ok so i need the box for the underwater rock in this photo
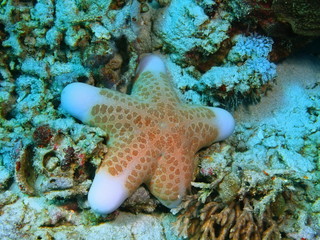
[121,186,158,213]
[247,0,320,37]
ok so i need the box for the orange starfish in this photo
[61,54,235,214]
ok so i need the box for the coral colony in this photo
[61,54,235,214]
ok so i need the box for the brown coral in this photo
[174,194,281,240]
[33,125,53,147]
[61,146,78,171]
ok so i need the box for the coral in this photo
[0,0,160,218]
[0,201,169,240]
[33,124,53,147]
[99,53,124,89]
[190,54,320,239]
[155,0,171,7]
[15,145,37,195]
[227,34,273,62]
[82,41,113,68]
[174,193,281,240]
[61,146,79,171]
[60,54,235,214]
[0,69,15,120]
[65,26,89,49]
[223,0,320,61]
[0,190,18,208]
[224,0,252,20]
[154,0,230,62]
[170,34,276,108]
[12,122,107,201]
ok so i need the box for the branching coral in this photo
[174,193,281,240]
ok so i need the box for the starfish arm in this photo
[131,54,181,103]
[88,141,156,214]
[88,168,130,214]
[147,154,194,208]
[201,107,235,143]
[180,106,235,152]
[61,82,103,122]
[61,82,140,135]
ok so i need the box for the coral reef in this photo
[13,120,107,201]
[173,54,320,239]
[226,0,320,61]
[154,0,231,61]
[154,0,277,108]
[0,200,170,240]
[172,34,276,108]
[121,186,158,214]
[0,0,319,238]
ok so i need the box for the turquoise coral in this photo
[171,34,276,106]
[61,54,235,214]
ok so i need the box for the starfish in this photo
[61,54,235,214]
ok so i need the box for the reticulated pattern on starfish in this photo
[61,54,235,214]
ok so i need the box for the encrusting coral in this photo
[60,54,235,214]
[171,33,276,108]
